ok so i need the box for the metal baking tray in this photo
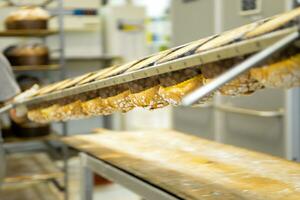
[17,26,298,106]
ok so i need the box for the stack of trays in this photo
[23,7,300,123]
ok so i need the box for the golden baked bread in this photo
[34,79,71,96]
[54,72,95,91]
[5,7,50,22]
[196,22,259,53]
[158,75,206,105]
[77,66,117,85]
[27,109,46,123]
[204,75,263,96]
[201,57,264,96]
[37,104,60,123]
[245,7,300,38]
[54,100,87,121]
[129,85,168,109]
[5,44,49,56]
[126,49,174,72]
[99,60,142,78]
[81,97,115,116]
[251,53,300,88]
[24,8,300,122]
[157,37,212,64]
[106,90,134,112]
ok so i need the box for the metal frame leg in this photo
[62,140,69,200]
[79,152,179,200]
[285,88,300,161]
[80,153,94,200]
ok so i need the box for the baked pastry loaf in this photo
[27,104,59,123]
[196,22,259,53]
[129,85,168,109]
[54,99,87,121]
[127,77,167,109]
[27,109,46,123]
[81,85,133,116]
[204,75,263,96]
[251,53,300,88]
[4,44,49,66]
[81,98,113,116]
[201,57,263,96]
[158,75,209,105]
[24,7,300,123]
[106,90,134,112]
[157,37,212,64]
[245,7,300,38]
[5,7,50,30]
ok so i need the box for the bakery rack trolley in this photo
[6,22,299,199]
[0,0,68,200]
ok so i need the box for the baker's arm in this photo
[0,53,20,102]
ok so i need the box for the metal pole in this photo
[80,153,94,200]
[0,104,13,115]
[285,88,300,161]
[182,31,299,106]
[57,0,69,199]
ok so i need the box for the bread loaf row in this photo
[25,8,300,123]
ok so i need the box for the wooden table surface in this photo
[63,130,300,200]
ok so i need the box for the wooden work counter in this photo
[63,130,300,200]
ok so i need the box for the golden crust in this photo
[245,7,300,38]
[251,53,300,88]
[27,109,47,123]
[81,98,114,116]
[129,86,168,109]
[158,75,206,105]
[5,7,50,22]
[28,104,61,123]
[106,90,134,112]
[54,100,87,121]
[157,37,212,64]
[201,57,263,96]
[127,49,174,72]
[196,22,258,53]
[205,74,263,96]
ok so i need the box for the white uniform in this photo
[0,53,20,184]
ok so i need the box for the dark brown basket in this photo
[6,54,49,66]
[11,121,50,138]
[6,19,48,30]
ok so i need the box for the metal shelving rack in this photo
[0,0,68,199]
[16,26,298,105]
[77,28,300,200]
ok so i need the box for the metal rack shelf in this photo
[4,152,63,184]
[0,0,68,199]
[3,132,60,144]
[0,30,59,37]
[18,26,298,106]
[0,181,63,200]
[13,64,61,72]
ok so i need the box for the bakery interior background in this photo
[1,0,300,200]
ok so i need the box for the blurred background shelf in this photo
[4,152,63,184]
[0,30,58,37]
[0,181,63,200]
[12,64,61,72]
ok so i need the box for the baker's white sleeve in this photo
[0,53,20,102]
